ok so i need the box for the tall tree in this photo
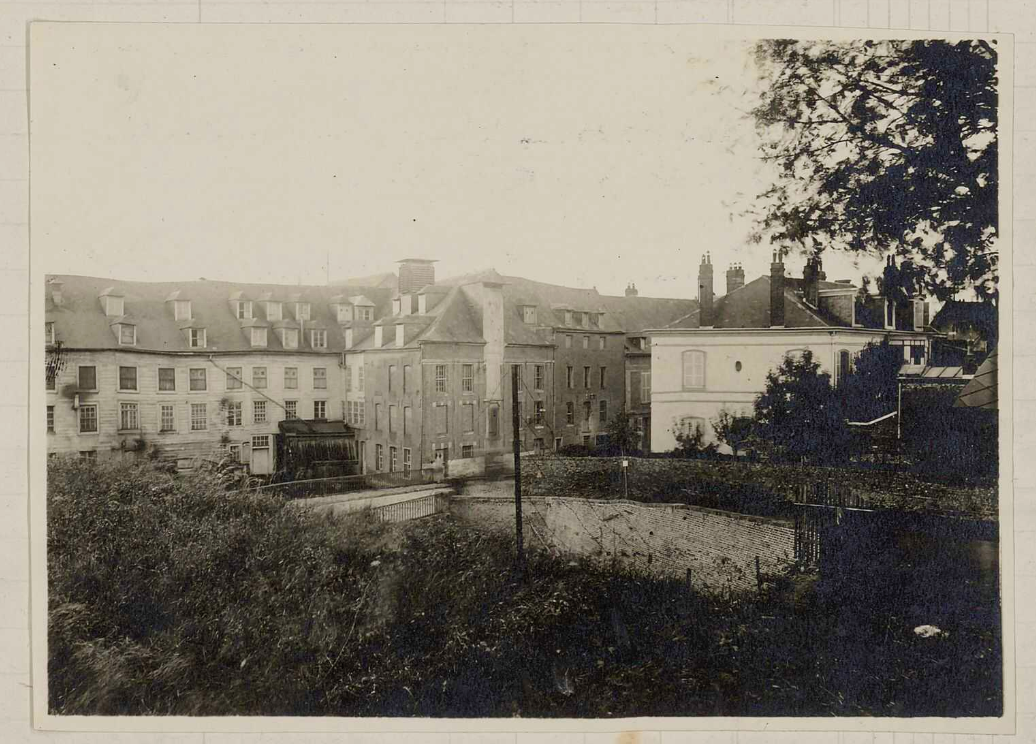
[750,39,999,301]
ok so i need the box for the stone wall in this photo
[450,489,796,595]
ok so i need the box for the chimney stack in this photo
[770,250,785,328]
[49,278,64,307]
[397,258,437,295]
[725,263,745,294]
[698,252,714,327]
[803,256,819,307]
[625,282,639,297]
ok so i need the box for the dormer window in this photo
[250,327,268,347]
[345,328,354,349]
[310,329,327,349]
[418,294,427,314]
[188,328,206,348]
[118,323,136,346]
[173,300,192,321]
[296,302,311,321]
[396,324,404,347]
[265,302,282,321]
[392,298,402,316]
[580,312,589,329]
[357,306,373,321]
[102,295,124,317]
[236,301,253,320]
[522,306,537,325]
[336,304,353,323]
[280,328,299,349]
[565,310,573,327]
[589,313,600,328]
[45,322,55,346]
[374,326,383,347]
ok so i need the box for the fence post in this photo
[755,555,762,594]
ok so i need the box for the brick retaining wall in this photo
[449,491,796,595]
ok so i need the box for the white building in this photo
[647,253,934,453]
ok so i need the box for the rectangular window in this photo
[523,306,537,324]
[118,366,137,391]
[225,367,242,390]
[78,405,98,433]
[119,324,136,346]
[236,301,252,320]
[189,368,207,391]
[158,367,176,391]
[228,444,241,462]
[583,335,589,349]
[313,367,327,390]
[641,372,651,400]
[375,444,384,472]
[190,403,207,431]
[358,365,365,393]
[252,367,267,389]
[533,438,545,453]
[250,327,267,347]
[266,302,282,321]
[119,402,138,430]
[160,404,175,432]
[284,400,297,419]
[599,366,607,389]
[488,405,500,438]
[566,402,574,425]
[403,406,412,437]
[374,403,382,430]
[599,336,606,350]
[462,364,474,393]
[435,364,448,393]
[403,448,412,477]
[189,328,206,348]
[388,365,395,393]
[310,329,327,349]
[462,444,475,458]
[403,365,411,394]
[682,351,706,390]
[284,367,297,390]
[226,401,242,427]
[389,404,396,433]
[599,399,608,425]
[252,434,270,449]
[566,366,574,389]
[535,400,545,425]
[583,401,592,423]
[314,400,327,419]
[583,366,591,388]
[253,400,266,424]
[345,366,352,392]
[590,313,600,328]
[463,403,475,433]
[45,322,55,346]
[565,335,572,349]
[78,366,97,391]
[46,405,54,432]
[46,368,56,391]
[534,365,544,390]
[80,450,97,462]
[296,302,311,321]
[390,446,398,473]
[512,364,522,391]
[435,404,449,434]
[281,328,298,349]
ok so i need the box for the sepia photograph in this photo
[28,22,1011,730]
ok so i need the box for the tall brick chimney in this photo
[770,250,785,328]
[48,278,64,307]
[725,263,745,295]
[698,253,714,327]
[397,258,437,295]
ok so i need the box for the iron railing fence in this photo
[254,467,439,500]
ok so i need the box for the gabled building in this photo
[44,274,391,471]
[646,253,935,453]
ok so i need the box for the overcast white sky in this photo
[31,23,882,299]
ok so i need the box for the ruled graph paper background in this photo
[2,1,1033,742]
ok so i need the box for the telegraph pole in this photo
[511,364,525,574]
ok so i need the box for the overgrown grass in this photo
[48,457,1001,717]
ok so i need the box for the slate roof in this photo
[662,276,835,330]
[45,275,393,353]
[931,300,998,335]
[599,293,698,335]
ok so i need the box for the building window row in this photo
[563,334,609,350]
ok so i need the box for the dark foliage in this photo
[840,337,904,423]
[750,39,999,301]
[901,385,998,483]
[47,455,1000,717]
[711,408,756,459]
[752,350,851,464]
[673,422,720,460]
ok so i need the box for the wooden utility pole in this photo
[511,364,525,573]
